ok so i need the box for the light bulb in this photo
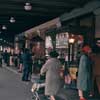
[2,25,7,30]
[10,17,15,23]
[24,2,32,11]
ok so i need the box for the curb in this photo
[3,65,40,83]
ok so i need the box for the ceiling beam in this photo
[0,0,80,7]
[0,1,73,10]
[0,5,69,14]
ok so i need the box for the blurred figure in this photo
[77,45,93,100]
[40,50,67,100]
[92,44,100,96]
[18,50,23,73]
[0,51,3,67]
[22,48,32,81]
[9,52,14,66]
[14,53,19,68]
[3,50,10,66]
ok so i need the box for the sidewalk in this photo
[3,65,100,100]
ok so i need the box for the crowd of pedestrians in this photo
[0,44,100,100]
[40,44,100,100]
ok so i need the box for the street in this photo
[0,67,33,100]
[0,66,100,100]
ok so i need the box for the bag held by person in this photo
[59,68,64,79]
[65,74,71,84]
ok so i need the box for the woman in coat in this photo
[40,51,65,100]
[77,45,93,100]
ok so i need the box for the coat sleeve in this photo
[40,60,49,75]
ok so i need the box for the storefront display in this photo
[45,36,53,56]
[96,38,100,47]
[56,32,68,59]
[56,32,68,48]
[56,33,84,81]
[45,31,84,83]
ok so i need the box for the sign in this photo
[96,38,100,47]
[56,32,68,48]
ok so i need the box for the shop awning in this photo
[45,25,92,36]
[30,35,44,42]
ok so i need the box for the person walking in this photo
[77,45,93,100]
[21,48,32,81]
[40,50,67,100]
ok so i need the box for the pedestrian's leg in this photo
[50,95,55,100]
[18,64,22,73]
[0,59,2,67]
[22,68,27,81]
[20,64,23,72]
[78,90,86,100]
[25,68,30,81]
[22,71,25,81]
[0,62,2,67]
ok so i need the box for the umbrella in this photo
[31,35,44,42]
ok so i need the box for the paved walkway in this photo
[0,66,33,100]
[2,65,100,100]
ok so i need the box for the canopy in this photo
[31,35,44,42]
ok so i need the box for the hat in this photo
[82,45,91,53]
[49,50,59,58]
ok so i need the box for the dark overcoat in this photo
[22,52,32,80]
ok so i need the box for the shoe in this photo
[23,80,30,81]
[25,80,30,82]
[88,95,94,99]
[18,70,22,73]
[80,98,87,100]
[89,94,93,97]
[22,79,30,81]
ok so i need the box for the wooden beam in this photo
[0,0,79,7]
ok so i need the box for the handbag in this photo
[59,68,64,79]
[65,74,71,84]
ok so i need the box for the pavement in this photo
[2,64,100,100]
[0,65,33,100]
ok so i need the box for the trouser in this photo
[0,58,2,67]
[22,67,30,81]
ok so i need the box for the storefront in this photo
[14,18,61,73]
[59,0,100,92]
[45,10,96,89]
[45,28,85,84]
